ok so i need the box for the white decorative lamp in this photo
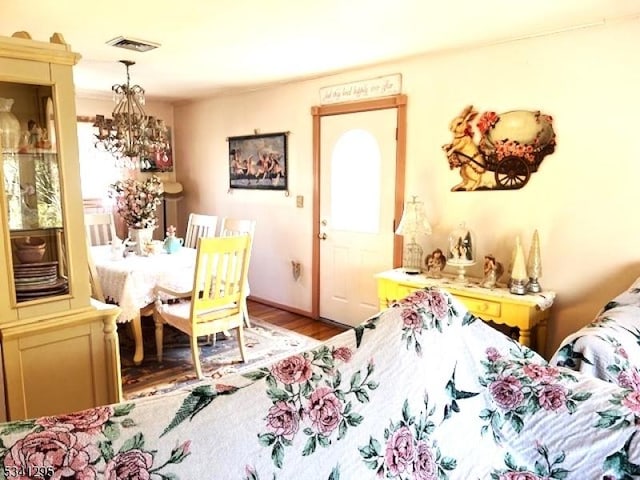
[395,196,432,274]
[446,222,476,282]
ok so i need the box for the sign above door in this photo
[319,73,402,105]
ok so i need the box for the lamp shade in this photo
[395,196,432,236]
[162,181,184,200]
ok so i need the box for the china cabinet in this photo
[0,32,122,421]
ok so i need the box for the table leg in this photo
[131,314,144,365]
[536,318,548,358]
[518,328,532,348]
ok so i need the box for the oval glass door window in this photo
[330,129,381,233]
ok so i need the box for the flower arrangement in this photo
[108,176,164,228]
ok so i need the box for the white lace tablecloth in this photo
[90,245,197,323]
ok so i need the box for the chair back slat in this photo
[84,213,117,246]
[190,235,251,324]
[184,213,218,248]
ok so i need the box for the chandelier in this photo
[94,60,168,168]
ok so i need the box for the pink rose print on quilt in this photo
[0,404,192,479]
[479,347,592,443]
[359,396,456,479]
[491,443,570,480]
[243,344,377,469]
[391,288,460,356]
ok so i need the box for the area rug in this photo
[120,318,320,400]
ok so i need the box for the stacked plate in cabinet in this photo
[13,261,68,302]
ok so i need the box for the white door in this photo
[319,109,397,326]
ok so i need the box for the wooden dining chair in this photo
[153,235,252,378]
[184,213,218,249]
[219,217,256,327]
[84,212,117,246]
[86,238,105,302]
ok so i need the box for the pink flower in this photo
[37,406,113,434]
[4,428,98,480]
[523,364,559,381]
[168,440,191,463]
[618,370,640,391]
[413,441,437,480]
[306,387,343,435]
[426,290,448,320]
[384,426,415,475]
[406,290,430,304]
[489,376,524,410]
[401,308,422,331]
[108,176,164,229]
[537,384,567,411]
[486,347,501,362]
[266,401,300,439]
[622,391,640,412]
[332,347,352,363]
[104,449,153,480]
[498,472,543,480]
[477,111,499,134]
[271,354,312,385]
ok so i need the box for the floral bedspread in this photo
[550,277,640,390]
[1,288,639,479]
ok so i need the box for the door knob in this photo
[318,233,327,240]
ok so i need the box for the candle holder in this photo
[509,278,528,295]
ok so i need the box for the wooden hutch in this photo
[0,32,121,421]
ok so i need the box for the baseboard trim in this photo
[248,295,314,318]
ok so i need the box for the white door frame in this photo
[311,94,408,319]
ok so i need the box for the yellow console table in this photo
[375,269,556,355]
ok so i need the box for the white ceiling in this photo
[3,0,639,103]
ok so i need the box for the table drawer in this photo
[457,296,502,318]
[396,284,420,300]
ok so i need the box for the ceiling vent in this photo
[106,36,160,53]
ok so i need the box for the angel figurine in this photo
[425,248,447,278]
[481,254,504,289]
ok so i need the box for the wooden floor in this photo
[247,299,347,341]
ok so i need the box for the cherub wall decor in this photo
[442,105,556,191]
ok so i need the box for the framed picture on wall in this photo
[228,131,288,191]
[140,127,173,173]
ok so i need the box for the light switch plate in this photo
[296,195,304,208]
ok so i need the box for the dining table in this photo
[89,244,197,365]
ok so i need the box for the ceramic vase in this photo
[128,227,155,256]
[0,97,20,153]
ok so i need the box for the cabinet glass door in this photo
[1,81,68,303]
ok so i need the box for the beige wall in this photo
[79,17,639,359]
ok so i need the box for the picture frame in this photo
[140,127,173,173]
[228,131,288,190]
